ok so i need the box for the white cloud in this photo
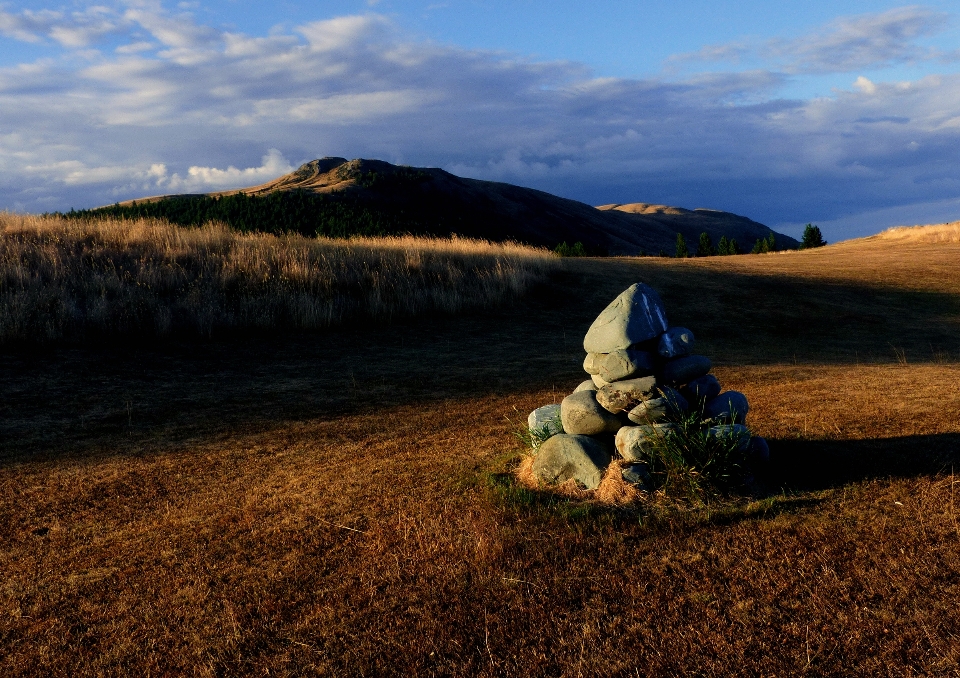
[671,6,949,74]
[165,150,294,191]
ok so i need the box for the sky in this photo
[2,1,960,239]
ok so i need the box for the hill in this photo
[91,157,797,254]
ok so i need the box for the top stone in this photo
[583,283,669,354]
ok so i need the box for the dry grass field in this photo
[2,225,960,676]
[0,213,556,344]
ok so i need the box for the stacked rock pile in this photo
[526,283,768,492]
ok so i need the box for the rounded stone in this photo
[596,376,658,413]
[706,424,752,452]
[583,283,670,354]
[591,373,611,388]
[703,391,749,424]
[532,434,612,490]
[748,436,770,465]
[681,374,722,403]
[658,355,712,385]
[598,349,656,383]
[527,403,563,447]
[658,327,695,358]
[574,379,598,393]
[560,390,624,435]
[615,424,676,461]
[583,353,604,375]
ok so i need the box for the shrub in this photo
[554,241,587,257]
[632,407,753,501]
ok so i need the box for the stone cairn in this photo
[526,282,769,493]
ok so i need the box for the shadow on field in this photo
[2,256,959,458]
[766,433,960,491]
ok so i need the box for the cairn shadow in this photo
[762,433,960,492]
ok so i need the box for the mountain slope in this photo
[113,157,798,253]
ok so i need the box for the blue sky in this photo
[2,1,960,239]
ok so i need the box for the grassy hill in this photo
[69,157,799,255]
[2,226,959,675]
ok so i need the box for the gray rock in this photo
[560,390,624,436]
[658,327,695,358]
[591,373,611,388]
[706,424,752,452]
[598,349,656,383]
[583,352,604,375]
[583,283,669,354]
[748,436,770,465]
[703,391,749,424]
[574,379,598,393]
[626,387,687,424]
[681,374,721,403]
[621,462,653,489]
[527,404,563,449]
[658,355,712,385]
[532,434,612,490]
[596,376,658,413]
[615,424,676,461]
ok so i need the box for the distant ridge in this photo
[110,157,798,254]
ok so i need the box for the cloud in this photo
[0,4,959,240]
[670,6,949,74]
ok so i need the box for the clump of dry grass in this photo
[0,212,557,344]
[513,454,644,506]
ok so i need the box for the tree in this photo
[696,232,715,257]
[800,223,827,249]
[751,237,769,254]
[717,235,730,256]
[675,233,689,258]
[766,232,776,252]
[728,238,741,254]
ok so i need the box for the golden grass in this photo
[4,235,960,675]
[867,221,960,244]
[0,212,557,343]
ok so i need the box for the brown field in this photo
[0,213,555,344]
[2,227,960,676]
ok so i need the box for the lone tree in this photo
[800,223,827,249]
[675,233,689,258]
[696,232,715,257]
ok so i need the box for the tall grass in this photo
[0,213,558,344]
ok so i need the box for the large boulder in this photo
[598,349,656,382]
[704,391,749,424]
[658,355,712,385]
[615,424,676,461]
[596,376,658,413]
[658,327,695,358]
[532,434,611,490]
[583,283,669,354]
[681,374,721,403]
[560,391,623,435]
